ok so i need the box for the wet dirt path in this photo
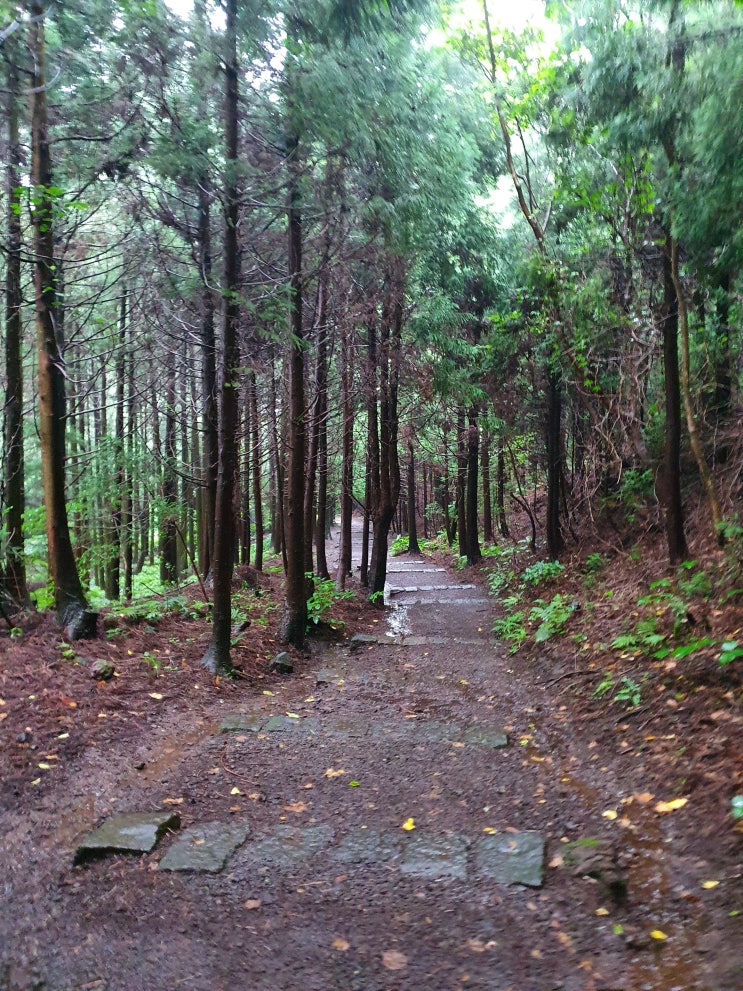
[1,526,738,991]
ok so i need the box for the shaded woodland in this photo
[1,0,741,673]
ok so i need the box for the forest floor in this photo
[0,516,741,991]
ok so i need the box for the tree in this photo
[29,0,95,637]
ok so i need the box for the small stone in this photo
[90,658,115,681]
[268,652,293,674]
[219,712,265,733]
[74,811,180,864]
[349,633,378,652]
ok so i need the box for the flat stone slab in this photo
[473,831,545,887]
[315,667,345,684]
[219,712,265,733]
[74,811,180,864]
[244,825,335,869]
[264,715,320,734]
[332,828,401,865]
[159,821,250,873]
[461,726,508,748]
[323,717,368,738]
[400,832,469,880]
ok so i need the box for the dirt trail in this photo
[0,526,740,990]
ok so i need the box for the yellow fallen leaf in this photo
[324,768,345,778]
[31,777,41,786]
[244,899,261,910]
[230,786,241,795]
[650,930,668,941]
[37,762,52,770]
[382,950,408,971]
[304,696,316,703]
[148,692,163,700]
[402,817,416,831]
[482,827,498,834]
[57,732,69,739]
[595,908,609,916]
[332,937,350,952]
[262,690,274,696]
[654,797,688,814]
[701,880,720,889]
[193,838,205,846]
[549,855,564,868]
[286,712,300,719]
[162,797,183,805]
[602,809,618,820]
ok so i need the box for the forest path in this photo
[1,523,737,991]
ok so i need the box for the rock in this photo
[159,821,250,873]
[219,712,265,733]
[349,633,378,652]
[74,811,180,864]
[268,652,293,674]
[90,658,115,681]
[473,831,545,887]
[400,832,469,880]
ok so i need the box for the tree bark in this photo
[3,39,29,605]
[249,371,264,571]
[466,417,481,565]
[546,368,563,561]
[202,0,240,674]
[661,238,688,564]
[30,1,95,638]
[406,442,421,554]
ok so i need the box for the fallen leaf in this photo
[595,908,609,916]
[284,800,308,814]
[549,855,564,868]
[193,838,205,846]
[654,797,688,814]
[348,780,361,788]
[465,937,497,952]
[332,937,350,952]
[244,899,261,910]
[304,696,316,703]
[286,712,300,719]
[482,827,498,834]
[324,768,345,778]
[602,809,618,820]
[30,777,41,786]
[402,817,416,831]
[148,692,163,700]
[382,950,408,971]
[230,787,241,795]
[37,762,52,770]
[262,690,274,696]
[530,948,543,959]
[58,696,77,708]
[650,930,668,941]
[163,797,184,806]
[701,880,720,889]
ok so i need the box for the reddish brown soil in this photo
[0,524,741,991]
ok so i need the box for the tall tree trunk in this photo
[545,368,563,561]
[248,371,264,571]
[496,441,509,538]
[3,40,29,604]
[661,239,688,564]
[466,416,481,565]
[202,0,240,674]
[279,32,307,645]
[198,174,218,579]
[670,240,724,543]
[406,442,421,554]
[160,369,178,583]
[337,316,354,588]
[30,1,94,637]
[106,289,127,600]
[456,407,467,558]
[368,255,403,600]
[481,427,493,545]
[123,321,134,600]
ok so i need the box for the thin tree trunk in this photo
[160,369,178,583]
[546,368,563,560]
[661,240,688,563]
[481,428,493,545]
[249,371,264,571]
[456,407,467,558]
[337,317,354,588]
[407,443,421,554]
[3,41,29,604]
[496,441,508,537]
[670,239,724,543]
[466,416,481,565]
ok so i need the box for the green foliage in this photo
[522,559,565,586]
[529,594,576,643]
[593,674,644,708]
[583,552,605,574]
[614,469,654,522]
[391,535,409,556]
[306,575,354,628]
[719,641,743,667]
[492,611,527,653]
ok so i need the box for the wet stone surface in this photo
[263,715,320,734]
[473,831,545,887]
[74,811,181,863]
[239,825,335,869]
[219,712,265,733]
[400,832,470,880]
[331,828,401,866]
[461,725,509,748]
[159,820,251,873]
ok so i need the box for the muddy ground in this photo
[0,521,741,991]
